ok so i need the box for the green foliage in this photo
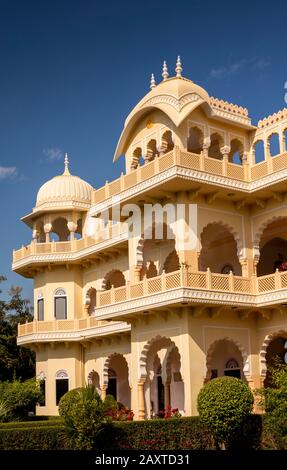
[59,385,112,450]
[0,378,43,421]
[0,279,35,381]
[257,359,287,449]
[0,425,70,450]
[0,414,266,450]
[197,376,254,448]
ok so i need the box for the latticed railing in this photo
[92,147,287,204]
[18,267,287,337]
[13,222,128,263]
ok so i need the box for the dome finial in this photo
[63,153,70,175]
[162,61,169,81]
[175,55,182,78]
[150,73,156,90]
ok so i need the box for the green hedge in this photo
[0,419,63,429]
[0,414,278,450]
[0,425,70,450]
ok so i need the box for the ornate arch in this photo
[205,336,250,382]
[259,329,287,377]
[102,269,126,290]
[55,369,69,379]
[103,353,130,386]
[136,222,176,267]
[139,335,180,380]
[199,220,243,258]
[254,215,287,249]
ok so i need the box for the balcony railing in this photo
[18,267,287,338]
[13,223,128,264]
[92,148,287,204]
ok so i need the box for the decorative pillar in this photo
[280,133,286,154]
[133,265,142,283]
[202,137,211,158]
[67,221,78,241]
[137,379,145,420]
[220,145,231,162]
[32,229,39,243]
[44,223,52,243]
[164,380,171,409]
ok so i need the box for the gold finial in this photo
[63,153,70,175]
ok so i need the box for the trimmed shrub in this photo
[0,425,70,450]
[0,378,43,421]
[197,377,254,449]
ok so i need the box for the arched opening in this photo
[86,287,97,315]
[146,139,158,162]
[33,221,45,243]
[54,288,67,320]
[87,370,101,394]
[163,250,180,273]
[138,223,177,279]
[102,270,126,290]
[207,339,244,381]
[253,140,265,163]
[161,130,174,154]
[257,219,287,276]
[37,292,44,321]
[55,370,69,405]
[105,354,130,407]
[199,223,241,275]
[131,147,143,170]
[264,335,287,387]
[268,133,280,157]
[229,138,244,164]
[51,217,69,242]
[187,127,203,154]
[141,336,184,418]
[208,133,224,160]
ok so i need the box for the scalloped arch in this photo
[259,329,287,377]
[103,353,130,385]
[199,220,243,258]
[205,336,250,382]
[136,222,177,267]
[139,335,180,379]
[254,215,287,247]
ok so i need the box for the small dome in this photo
[35,155,93,209]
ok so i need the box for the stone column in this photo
[137,380,145,420]
[220,145,231,162]
[202,137,211,158]
[44,223,52,243]
[164,380,171,409]
[67,221,78,241]
[280,133,286,154]
[101,384,108,400]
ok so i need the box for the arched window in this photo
[187,127,203,154]
[224,358,241,378]
[268,133,280,157]
[253,140,265,163]
[54,288,67,320]
[51,217,69,241]
[161,130,174,154]
[208,133,224,160]
[86,287,97,315]
[102,270,126,290]
[229,138,244,165]
[131,147,143,170]
[38,371,46,406]
[37,292,44,321]
[55,370,69,405]
[146,139,158,162]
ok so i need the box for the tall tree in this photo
[0,278,35,381]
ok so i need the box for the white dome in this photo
[35,157,93,209]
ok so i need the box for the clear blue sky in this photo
[0,0,286,302]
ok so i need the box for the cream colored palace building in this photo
[13,58,287,418]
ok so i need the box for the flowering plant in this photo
[156,405,181,419]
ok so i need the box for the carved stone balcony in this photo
[17,318,130,345]
[94,267,287,320]
[12,223,128,275]
[90,148,287,213]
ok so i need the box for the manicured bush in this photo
[59,386,112,450]
[0,425,70,450]
[197,377,254,449]
[0,414,264,450]
[0,378,43,421]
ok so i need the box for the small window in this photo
[55,370,69,405]
[37,298,44,321]
[54,289,67,320]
